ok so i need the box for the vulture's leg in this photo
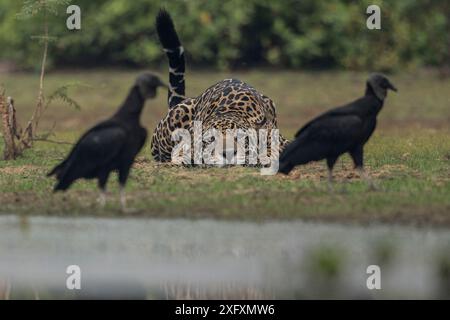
[119,185,127,211]
[326,157,338,192]
[97,172,110,207]
[350,147,377,191]
[118,166,131,212]
[97,192,106,207]
[358,167,378,191]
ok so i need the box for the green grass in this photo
[1,69,449,225]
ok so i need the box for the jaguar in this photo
[151,10,289,165]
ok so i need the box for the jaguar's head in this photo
[199,115,281,166]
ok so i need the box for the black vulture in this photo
[278,73,397,189]
[47,73,167,209]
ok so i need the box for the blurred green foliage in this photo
[0,0,448,70]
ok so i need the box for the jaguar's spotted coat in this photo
[151,10,288,164]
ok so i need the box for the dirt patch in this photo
[0,165,40,175]
[278,163,418,181]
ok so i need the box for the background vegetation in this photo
[0,1,448,302]
[0,0,449,71]
[0,70,449,224]
[0,1,449,223]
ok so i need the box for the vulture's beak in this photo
[158,80,169,89]
[388,82,398,92]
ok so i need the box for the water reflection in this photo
[0,215,448,299]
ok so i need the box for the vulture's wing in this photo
[281,114,363,163]
[49,123,127,180]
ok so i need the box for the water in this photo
[0,215,449,299]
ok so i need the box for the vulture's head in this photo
[367,73,397,100]
[135,72,168,99]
